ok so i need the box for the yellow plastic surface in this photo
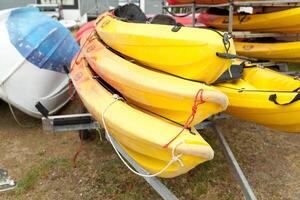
[235,41,300,63]
[215,67,300,132]
[95,13,235,84]
[81,31,228,126]
[70,57,214,178]
[201,8,300,33]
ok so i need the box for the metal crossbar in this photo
[42,114,257,200]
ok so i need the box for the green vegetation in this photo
[15,159,71,194]
[288,63,300,71]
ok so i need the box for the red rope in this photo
[163,89,205,148]
[68,80,74,101]
[72,133,83,168]
[70,27,98,168]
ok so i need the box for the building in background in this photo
[0,0,162,22]
[0,0,35,9]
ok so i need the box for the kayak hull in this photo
[96,13,235,84]
[70,56,214,178]
[199,8,300,33]
[0,7,79,118]
[235,41,300,63]
[215,67,300,132]
[81,31,228,126]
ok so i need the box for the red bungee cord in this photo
[163,89,205,148]
[71,28,96,168]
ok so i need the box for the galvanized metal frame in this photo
[41,114,258,200]
[162,0,300,31]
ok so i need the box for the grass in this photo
[2,126,242,200]
[15,158,71,195]
[288,63,300,71]
[159,128,242,199]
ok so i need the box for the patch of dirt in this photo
[0,99,299,199]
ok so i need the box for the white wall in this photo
[62,9,80,20]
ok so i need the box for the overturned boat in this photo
[0,7,79,118]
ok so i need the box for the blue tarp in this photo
[6,7,79,73]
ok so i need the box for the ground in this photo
[0,99,299,200]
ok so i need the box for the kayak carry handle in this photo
[216,52,258,62]
[269,93,300,106]
[171,23,183,32]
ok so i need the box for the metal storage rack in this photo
[159,0,300,199]
[163,0,300,70]
[162,0,300,34]
[162,0,300,68]
[42,113,257,200]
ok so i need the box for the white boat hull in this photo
[0,7,79,118]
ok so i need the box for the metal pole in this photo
[140,0,145,12]
[192,0,196,27]
[162,0,167,14]
[228,0,234,34]
[211,123,257,200]
[107,134,179,200]
[95,0,99,15]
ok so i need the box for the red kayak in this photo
[175,14,205,27]
[167,0,229,5]
[75,20,95,42]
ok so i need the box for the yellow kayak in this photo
[199,8,300,33]
[215,66,300,132]
[81,31,228,126]
[96,13,235,84]
[70,56,214,178]
[235,41,300,63]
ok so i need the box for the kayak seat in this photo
[214,63,244,84]
[149,14,176,25]
[114,3,147,23]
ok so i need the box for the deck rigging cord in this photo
[163,89,205,148]
[8,103,35,128]
[91,72,198,135]
[101,94,184,178]
[1,88,35,128]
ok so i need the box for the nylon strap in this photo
[269,93,300,106]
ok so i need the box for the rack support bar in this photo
[107,134,179,200]
[211,123,257,200]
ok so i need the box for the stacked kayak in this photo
[71,55,215,178]
[75,20,95,42]
[71,3,300,179]
[96,13,235,84]
[198,7,300,33]
[235,41,300,63]
[215,65,300,132]
[70,6,236,177]
[0,7,79,118]
[81,31,228,125]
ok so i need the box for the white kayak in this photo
[0,7,79,118]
